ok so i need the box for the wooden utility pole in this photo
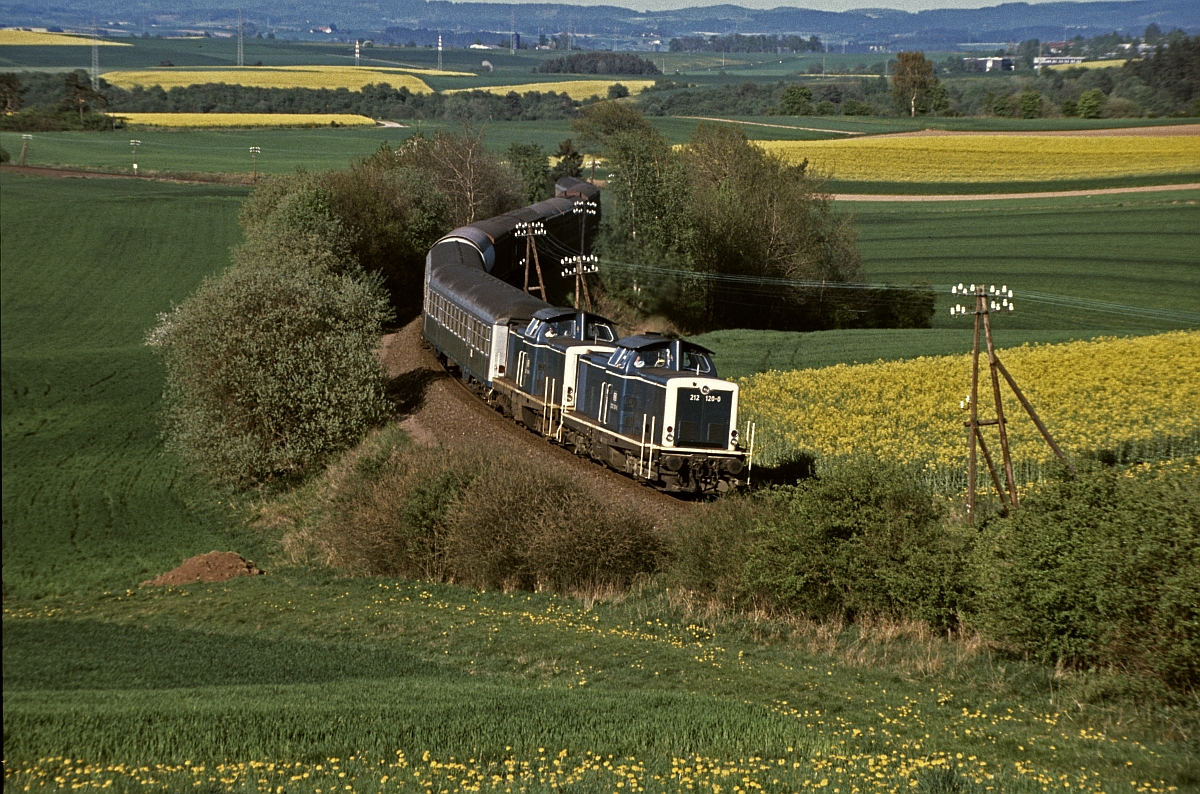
[561,255,598,310]
[951,283,1073,522]
[515,221,547,298]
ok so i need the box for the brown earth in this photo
[378,317,685,526]
[142,551,263,587]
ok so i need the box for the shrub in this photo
[0,145,9,163]
[150,180,393,488]
[668,457,971,628]
[239,165,450,321]
[972,461,1199,689]
[324,444,662,591]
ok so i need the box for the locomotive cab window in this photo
[587,322,615,343]
[681,351,712,374]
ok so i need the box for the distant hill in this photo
[2,0,1197,50]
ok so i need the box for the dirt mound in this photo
[142,551,263,587]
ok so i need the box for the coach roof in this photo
[427,263,551,325]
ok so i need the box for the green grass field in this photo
[0,172,262,597]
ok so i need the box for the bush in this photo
[239,164,450,322]
[0,145,9,163]
[972,462,1199,689]
[669,458,971,628]
[323,444,662,591]
[150,180,393,488]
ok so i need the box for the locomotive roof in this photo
[616,334,715,355]
[532,307,616,324]
[427,263,551,324]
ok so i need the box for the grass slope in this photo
[0,172,261,597]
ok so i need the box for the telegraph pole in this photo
[515,221,546,298]
[130,139,141,174]
[561,255,598,310]
[18,134,32,165]
[249,146,261,181]
[951,282,1073,522]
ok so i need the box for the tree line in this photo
[535,52,661,75]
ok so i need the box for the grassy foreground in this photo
[3,172,1196,793]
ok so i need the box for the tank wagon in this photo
[422,177,750,493]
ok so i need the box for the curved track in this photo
[379,318,687,527]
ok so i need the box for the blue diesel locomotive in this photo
[422,177,750,494]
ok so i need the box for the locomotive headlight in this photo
[665,425,674,443]
[731,429,739,440]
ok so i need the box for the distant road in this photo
[833,183,1200,202]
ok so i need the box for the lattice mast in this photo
[951,283,1073,521]
[237,9,244,67]
[91,19,99,90]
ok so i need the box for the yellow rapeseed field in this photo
[758,133,1200,181]
[446,79,656,100]
[0,29,130,46]
[114,112,378,128]
[102,65,434,93]
[738,332,1200,486]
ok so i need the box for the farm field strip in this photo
[101,65,436,92]
[0,29,130,46]
[738,332,1200,487]
[114,112,378,128]
[759,133,1200,182]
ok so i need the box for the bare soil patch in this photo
[142,551,263,587]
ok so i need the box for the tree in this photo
[149,185,393,488]
[1019,89,1043,118]
[1077,88,1106,118]
[61,71,106,123]
[891,51,938,116]
[570,100,656,152]
[388,128,521,226]
[681,123,864,330]
[778,84,812,115]
[549,138,583,182]
[0,73,26,114]
[506,141,552,204]
[607,82,630,99]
